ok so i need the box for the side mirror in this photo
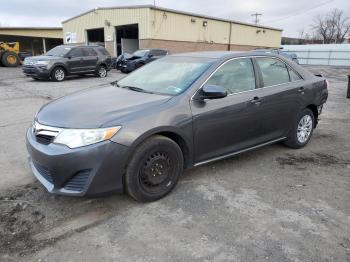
[197,85,227,100]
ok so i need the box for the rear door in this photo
[191,58,268,163]
[254,57,305,139]
[82,47,99,71]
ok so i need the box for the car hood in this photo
[36,84,172,128]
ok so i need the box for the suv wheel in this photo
[125,135,183,202]
[284,108,315,149]
[97,65,107,78]
[51,67,66,82]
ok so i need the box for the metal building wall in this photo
[62,8,150,44]
[282,44,350,66]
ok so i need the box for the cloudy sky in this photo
[0,0,349,37]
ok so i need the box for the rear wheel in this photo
[125,135,183,202]
[51,67,66,82]
[284,108,315,149]
[1,51,20,67]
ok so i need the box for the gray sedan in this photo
[26,51,328,202]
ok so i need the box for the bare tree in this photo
[311,8,350,44]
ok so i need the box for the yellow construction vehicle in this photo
[0,42,20,67]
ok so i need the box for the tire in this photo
[284,108,315,149]
[1,51,20,67]
[96,65,107,78]
[51,67,66,82]
[125,135,184,202]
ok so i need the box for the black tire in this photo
[284,108,315,149]
[125,135,184,202]
[51,67,66,82]
[96,65,107,78]
[1,51,20,67]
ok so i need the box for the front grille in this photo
[33,161,90,192]
[63,170,90,192]
[32,121,61,145]
[36,134,55,144]
[33,162,53,183]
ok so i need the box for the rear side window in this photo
[206,58,256,94]
[289,68,302,81]
[83,48,97,56]
[152,50,167,56]
[68,48,83,58]
[256,57,290,86]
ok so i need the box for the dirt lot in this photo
[0,66,349,262]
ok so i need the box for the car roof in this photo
[170,51,283,60]
[58,44,103,48]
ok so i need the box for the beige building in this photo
[62,5,282,56]
[0,27,63,55]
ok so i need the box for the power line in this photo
[264,0,335,23]
[251,13,262,25]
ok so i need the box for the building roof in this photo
[0,27,62,30]
[62,5,282,31]
[0,27,63,39]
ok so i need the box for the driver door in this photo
[190,58,266,163]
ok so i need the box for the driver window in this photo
[206,58,256,94]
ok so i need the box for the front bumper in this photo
[22,65,51,79]
[26,128,128,196]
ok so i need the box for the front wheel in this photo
[284,108,315,149]
[51,67,66,82]
[125,135,184,202]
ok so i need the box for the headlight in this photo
[35,60,50,66]
[54,126,121,148]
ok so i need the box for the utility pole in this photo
[251,13,262,25]
[153,0,156,7]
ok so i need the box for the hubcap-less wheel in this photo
[297,115,313,143]
[125,135,183,202]
[139,151,174,194]
[98,67,107,77]
[54,68,65,81]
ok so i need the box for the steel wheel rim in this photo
[297,115,313,143]
[7,55,16,64]
[139,151,174,194]
[55,69,65,81]
[99,67,107,77]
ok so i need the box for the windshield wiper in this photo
[120,85,154,94]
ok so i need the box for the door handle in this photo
[298,87,305,94]
[250,96,262,105]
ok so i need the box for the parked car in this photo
[117,48,168,73]
[26,51,328,202]
[23,45,112,81]
[253,48,299,64]
[113,52,132,69]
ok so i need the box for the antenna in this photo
[251,13,262,25]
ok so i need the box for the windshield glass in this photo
[115,56,214,95]
[132,50,149,57]
[46,46,72,57]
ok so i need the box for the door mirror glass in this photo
[199,85,227,100]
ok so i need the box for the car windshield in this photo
[46,46,72,57]
[132,50,149,57]
[115,56,214,95]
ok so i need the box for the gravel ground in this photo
[0,65,349,262]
